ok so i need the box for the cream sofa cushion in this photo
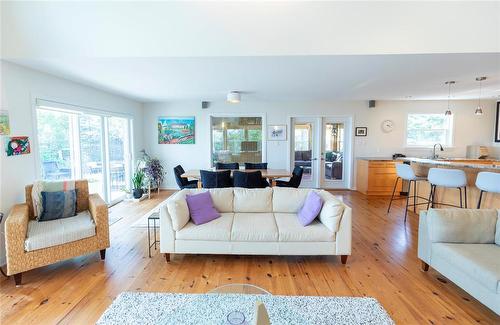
[496,212,500,246]
[176,213,234,241]
[24,211,96,251]
[314,191,345,232]
[274,213,334,242]
[272,188,310,213]
[427,209,497,244]
[208,188,233,212]
[233,188,273,213]
[432,243,500,293]
[231,213,278,241]
[166,190,190,231]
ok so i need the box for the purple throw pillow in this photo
[298,191,323,226]
[185,191,220,225]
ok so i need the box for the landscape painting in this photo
[158,117,195,144]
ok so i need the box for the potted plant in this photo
[131,168,145,199]
[145,158,165,194]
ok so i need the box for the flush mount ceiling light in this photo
[475,76,486,115]
[444,81,455,116]
[226,91,241,104]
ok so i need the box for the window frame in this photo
[405,113,455,148]
[208,113,267,167]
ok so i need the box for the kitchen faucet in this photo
[432,143,444,159]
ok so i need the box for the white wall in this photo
[143,99,498,189]
[0,61,144,264]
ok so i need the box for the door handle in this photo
[312,158,318,161]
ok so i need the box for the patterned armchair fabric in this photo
[4,179,110,284]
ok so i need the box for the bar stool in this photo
[427,168,467,209]
[387,163,430,223]
[475,171,500,208]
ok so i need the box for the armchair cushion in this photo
[24,211,96,251]
[39,190,77,221]
[427,209,497,244]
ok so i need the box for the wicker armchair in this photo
[5,179,110,285]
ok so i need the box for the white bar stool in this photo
[426,168,468,209]
[387,163,429,223]
[475,171,500,208]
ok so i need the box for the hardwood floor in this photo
[1,190,498,324]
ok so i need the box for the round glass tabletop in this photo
[208,283,271,295]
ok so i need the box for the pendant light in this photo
[475,77,486,115]
[444,81,455,116]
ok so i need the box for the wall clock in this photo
[381,120,394,133]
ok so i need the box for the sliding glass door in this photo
[37,109,76,180]
[79,114,105,198]
[36,106,132,204]
[107,117,131,203]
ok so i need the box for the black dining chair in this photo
[276,166,304,188]
[173,165,198,189]
[200,170,233,188]
[215,162,240,170]
[244,162,268,170]
[233,171,269,188]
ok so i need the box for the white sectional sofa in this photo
[418,208,500,315]
[160,187,351,263]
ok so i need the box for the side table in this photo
[148,212,160,257]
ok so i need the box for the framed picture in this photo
[268,125,286,141]
[495,102,500,142]
[158,117,195,144]
[355,127,368,137]
[5,136,31,156]
[0,110,10,135]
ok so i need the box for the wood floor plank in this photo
[1,190,498,324]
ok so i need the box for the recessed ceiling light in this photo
[227,91,241,104]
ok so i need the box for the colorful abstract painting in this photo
[6,136,31,156]
[158,117,195,144]
[0,110,10,135]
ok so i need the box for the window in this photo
[294,125,311,151]
[406,114,453,147]
[211,116,263,165]
[36,103,132,204]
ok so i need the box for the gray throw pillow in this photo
[38,190,77,221]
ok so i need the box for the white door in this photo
[291,116,352,189]
[320,117,352,189]
[291,117,321,188]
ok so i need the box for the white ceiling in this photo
[2,1,500,102]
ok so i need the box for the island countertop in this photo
[399,157,500,170]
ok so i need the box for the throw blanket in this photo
[32,180,76,217]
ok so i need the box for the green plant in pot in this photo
[132,168,145,199]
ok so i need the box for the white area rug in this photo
[130,208,160,228]
[97,292,394,325]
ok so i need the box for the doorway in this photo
[291,116,352,189]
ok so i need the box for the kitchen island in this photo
[401,157,500,210]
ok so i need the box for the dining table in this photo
[181,168,292,188]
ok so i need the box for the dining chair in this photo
[276,166,303,188]
[200,170,232,188]
[233,171,268,188]
[215,162,240,170]
[173,165,198,189]
[244,162,268,170]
